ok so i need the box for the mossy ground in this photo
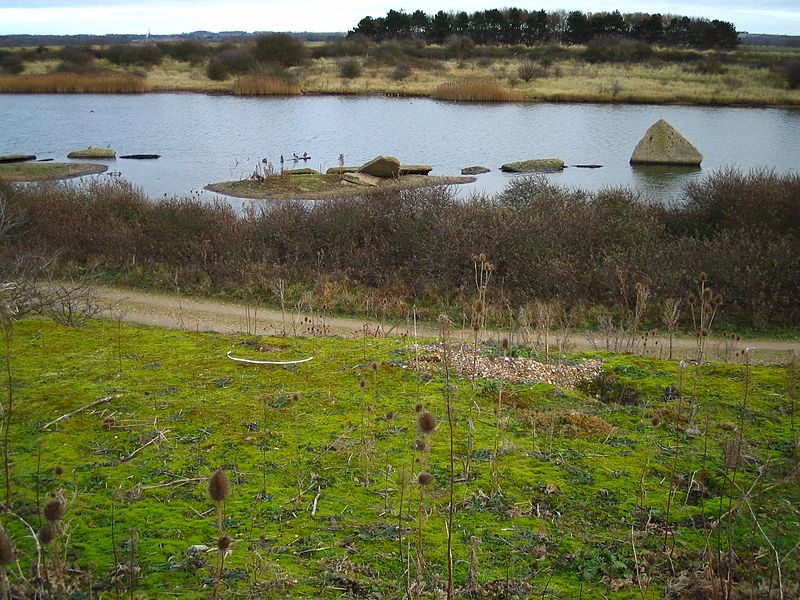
[2,318,798,598]
[0,162,107,181]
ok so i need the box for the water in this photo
[2,93,799,205]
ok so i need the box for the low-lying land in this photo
[205,172,476,200]
[1,38,798,105]
[0,316,797,599]
[0,161,107,181]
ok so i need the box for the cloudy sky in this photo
[0,0,798,36]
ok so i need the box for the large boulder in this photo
[399,165,433,175]
[358,155,400,178]
[500,158,564,173]
[629,120,703,166]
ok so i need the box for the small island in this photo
[0,162,108,181]
[206,155,476,200]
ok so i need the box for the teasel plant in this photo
[687,272,723,366]
[413,409,436,599]
[1,282,16,509]
[492,337,510,490]
[41,497,67,596]
[438,314,456,600]
[209,469,230,600]
[0,526,12,598]
[661,298,681,361]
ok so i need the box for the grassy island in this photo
[0,161,107,181]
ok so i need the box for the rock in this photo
[326,166,358,175]
[500,158,564,173]
[573,164,603,169]
[342,172,380,187]
[119,154,160,159]
[461,166,490,175]
[285,168,319,175]
[0,154,36,163]
[358,155,400,178]
[67,147,116,159]
[630,119,703,166]
[399,165,433,175]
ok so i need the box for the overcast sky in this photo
[1,0,798,37]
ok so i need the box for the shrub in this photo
[0,51,24,75]
[338,58,362,79]
[582,36,653,62]
[783,59,800,89]
[254,33,309,67]
[103,44,162,67]
[159,40,209,64]
[206,47,255,81]
[517,60,547,82]
[391,61,412,80]
[444,35,475,58]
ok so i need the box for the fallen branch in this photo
[117,431,168,464]
[140,477,206,491]
[226,351,314,365]
[43,394,123,429]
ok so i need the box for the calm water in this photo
[2,93,799,206]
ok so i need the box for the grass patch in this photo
[0,317,797,598]
[0,73,147,93]
[0,161,107,181]
[432,79,518,102]
[233,75,300,96]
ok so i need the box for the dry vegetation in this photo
[0,73,147,93]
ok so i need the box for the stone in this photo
[630,119,703,166]
[119,154,160,159]
[326,166,358,175]
[500,158,564,173]
[358,155,400,178]
[0,154,36,163]
[342,172,380,187]
[461,166,490,175]
[285,168,319,175]
[399,165,433,175]
[67,147,116,159]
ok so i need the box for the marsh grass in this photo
[0,73,147,93]
[431,79,518,102]
[233,75,300,96]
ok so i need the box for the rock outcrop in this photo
[399,165,433,175]
[67,147,116,159]
[629,120,703,166]
[500,159,564,173]
[327,166,358,175]
[358,155,400,178]
[342,172,380,187]
[461,166,490,175]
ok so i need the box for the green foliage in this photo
[783,58,800,89]
[337,57,362,79]
[0,50,24,75]
[206,47,255,81]
[254,33,309,67]
[102,44,163,67]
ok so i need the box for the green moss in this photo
[0,318,797,598]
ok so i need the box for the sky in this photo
[0,0,798,37]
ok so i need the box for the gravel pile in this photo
[413,342,604,390]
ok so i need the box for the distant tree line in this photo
[348,8,739,50]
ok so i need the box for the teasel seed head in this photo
[292,392,300,403]
[217,535,231,550]
[651,416,661,427]
[386,410,395,421]
[417,472,434,486]
[359,378,366,389]
[413,439,427,452]
[703,288,713,302]
[417,411,436,434]
[0,529,13,565]
[54,466,64,477]
[44,499,65,522]
[714,294,723,306]
[209,470,230,502]
[687,292,697,305]
[371,361,378,372]
[501,337,509,350]
[699,272,708,282]
[704,303,714,316]
[37,524,55,545]
[414,402,423,413]
[475,299,485,314]
[472,321,481,332]
[478,253,486,263]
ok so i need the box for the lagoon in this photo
[2,93,799,205]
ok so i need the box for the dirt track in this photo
[95,286,799,364]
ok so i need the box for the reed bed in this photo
[233,75,300,96]
[0,73,148,93]
[431,79,518,102]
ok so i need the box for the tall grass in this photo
[432,79,518,102]
[0,73,148,93]
[233,75,300,96]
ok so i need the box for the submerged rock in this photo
[461,166,490,175]
[67,147,116,159]
[500,158,564,173]
[630,119,703,166]
[358,155,400,178]
[119,154,160,159]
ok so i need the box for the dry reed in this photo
[0,74,148,94]
[432,79,518,102]
[233,75,300,96]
